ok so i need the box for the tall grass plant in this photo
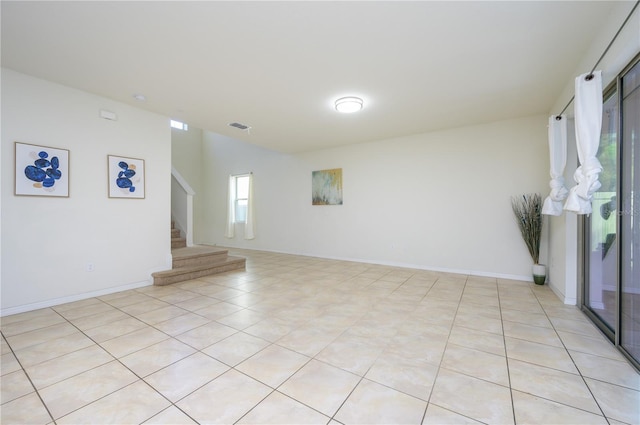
[511,193,542,265]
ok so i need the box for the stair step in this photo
[153,240,246,286]
[171,246,229,268]
[171,228,181,238]
[171,237,187,249]
[152,255,246,286]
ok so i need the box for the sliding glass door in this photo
[620,59,639,363]
[584,90,618,335]
[583,56,640,369]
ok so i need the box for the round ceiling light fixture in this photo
[335,96,363,113]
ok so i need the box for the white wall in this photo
[546,123,579,305]
[547,1,639,304]
[1,69,172,315]
[202,115,549,280]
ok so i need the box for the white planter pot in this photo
[532,264,546,285]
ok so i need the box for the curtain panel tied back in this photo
[244,173,255,240]
[542,115,569,216]
[225,175,235,238]
[564,71,603,215]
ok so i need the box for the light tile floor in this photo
[2,248,639,424]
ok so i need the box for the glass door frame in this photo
[580,53,640,371]
[580,78,619,343]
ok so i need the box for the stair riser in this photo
[153,261,245,286]
[161,223,245,286]
[172,239,187,249]
[173,253,229,268]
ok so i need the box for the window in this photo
[170,119,188,131]
[225,173,255,239]
[232,174,250,223]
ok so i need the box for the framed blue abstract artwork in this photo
[15,142,70,197]
[108,155,145,199]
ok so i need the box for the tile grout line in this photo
[54,301,191,424]
[41,295,231,424]
[270,271,395,424]
[419,275,483,424]
[497,279,518,425]
[531,288,613,424]
[233,269,422,423]
[1,322,58,425]
[3,251,635,424]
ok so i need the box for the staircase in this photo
[171,223,187,249]
[152,222,246,286]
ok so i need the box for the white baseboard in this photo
[219,244,532,282]
[315,254,533,282]
[548,282,577,305]
[1,280,152,317]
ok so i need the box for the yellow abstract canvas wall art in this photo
[312,168,343,205]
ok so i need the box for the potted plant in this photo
[511,193,545,284]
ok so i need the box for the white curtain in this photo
[542,115,569,216]
[244,173,255,240]
[564,71,603,214]
[225,175,235,238]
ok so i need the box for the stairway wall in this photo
[171,126,204,244]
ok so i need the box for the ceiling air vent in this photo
[229,122,250,130]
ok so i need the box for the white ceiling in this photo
[1,1,616,153]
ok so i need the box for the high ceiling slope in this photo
[2,1,616,153]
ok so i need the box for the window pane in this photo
[620,59,640,362]
[235,200,247,222]
[170,119,184,130]
[585,89,618,330]
[236,176,249,199]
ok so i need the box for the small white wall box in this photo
[100,110,118,121]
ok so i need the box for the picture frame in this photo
[15,142,70,197]
[312,168,343,205]
[107,155,145,199]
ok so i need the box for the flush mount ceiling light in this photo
[335,96,363,113]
